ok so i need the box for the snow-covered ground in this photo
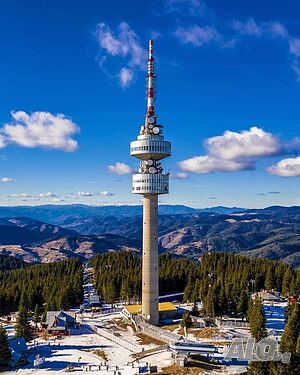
[2,324,172,375]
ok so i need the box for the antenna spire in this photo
[146,40,155,117]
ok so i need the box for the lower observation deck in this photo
[132,173,169,195]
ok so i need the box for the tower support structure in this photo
[142,194,159,324]
[130,40,171,325]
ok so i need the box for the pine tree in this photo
[181,311,192,337]
[191,302,199,317]
[120,279,129,303]
[296,333,300,354]
[247,361,270,375]
[41,307,47,324]
[0,324,11,366]
[33,304,40,326]
[203,287,215,317]
[15,305,32,342]
[249,296,267,341]
[265,267,275,290]
[282,269,294,296]
[281,303,300,354]
[236,289,249,318]
[104,283,117,306]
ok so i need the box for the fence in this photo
[88,323,139,352]
[215,318,250,328]
[133,316,182,345]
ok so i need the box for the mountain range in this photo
[1,204,300,267]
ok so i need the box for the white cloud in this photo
[205,126,283,160]
[108,162,131,175]
[165,0,210,17]
[232,18,263,37]
[267,22,288,38]
[51,197,65,202]
[231,18,300,82]
[1,111,79,151]
[289,38,300,58]
[267,157,300,177]
[179,155,253,173]
[77,191,93,197]
[171,172,189,180]
[20,193,31,198]
[178,126,283,174]
[174,25,221,46]
[100,191,114,197]
[1,177,15,183]
[95,22,146,87]
[232,18,288,39]
[39,192,56,198]
[119,67,133,88]
[291,62,300,82]
[0,135,6,148]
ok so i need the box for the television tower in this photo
[130,40,171,325]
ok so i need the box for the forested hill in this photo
[0,217,76,245]
[91,251,300,317]
[0,258,83,315]
[0,254,27,272]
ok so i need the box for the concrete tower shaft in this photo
[130,40,171,325]
[142,195,159,325]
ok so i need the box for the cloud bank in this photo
[108,162,131,175]
[267,157,300,177]
[178,127,283,173]
[0,111,79,152]
[95,22,147,88]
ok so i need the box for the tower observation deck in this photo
[130,40,171,325]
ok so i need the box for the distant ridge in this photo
[0,203,246,221]
[1,205,300,266]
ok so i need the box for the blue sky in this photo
[0,0,300,208]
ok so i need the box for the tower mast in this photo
[130,40,171,325]
[147,40,155,117]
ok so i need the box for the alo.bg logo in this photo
[224,338,291,363]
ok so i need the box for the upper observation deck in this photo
[130,134,171,161]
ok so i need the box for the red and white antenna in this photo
[146,40,155,117]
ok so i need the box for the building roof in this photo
[88,294,101,306]
[8,336,27,353]
[46,310,76,330]
[253,291,279,301]
[47,316,67,331]
[125,302,177,315]
[46,311,76,324]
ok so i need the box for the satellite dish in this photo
[138,168,142,173]
[147,159,154,166]
[153,127,160,135]
[148,124,153,130]
[148,116,155,124]
[149,167,157,174]
[147,314,151,320]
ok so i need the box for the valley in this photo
[0,204,300,266]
